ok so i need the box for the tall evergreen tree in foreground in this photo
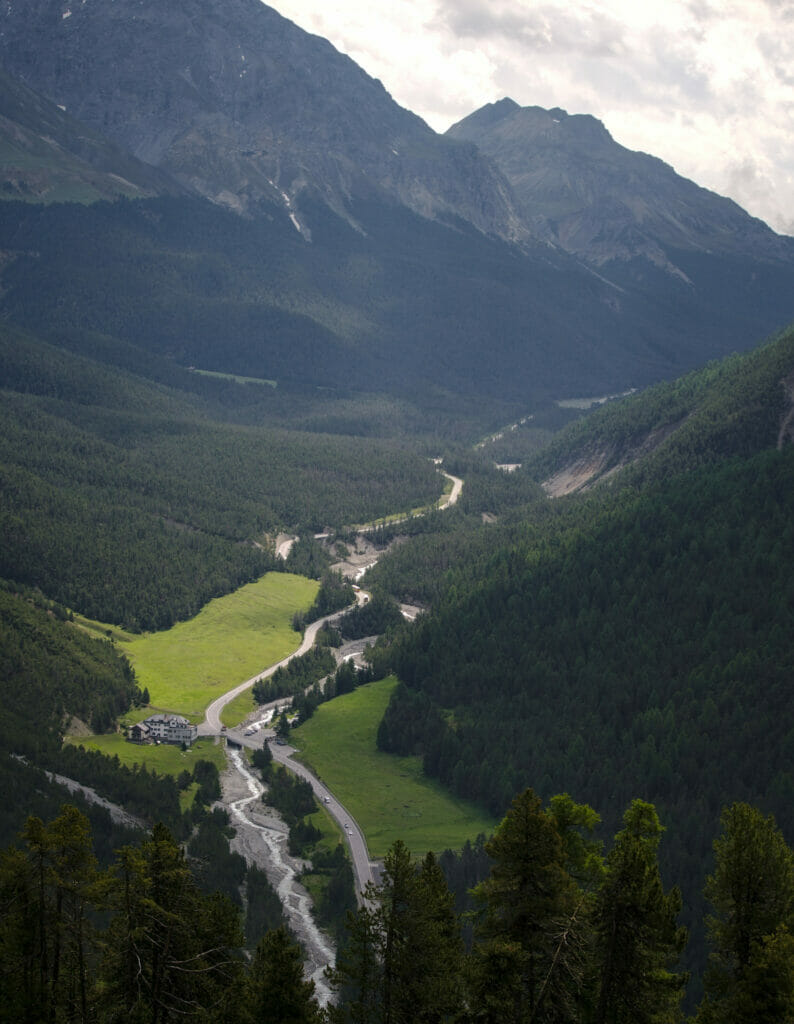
[695,802,794,1024]
[97,822,244,1022]
[0,805,103,1023]
[591,800,687,1024]
[327,839,464,1024]
[245,926,321,1024]
[469,789,593,1023]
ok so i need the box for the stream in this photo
[225,748,335,1005]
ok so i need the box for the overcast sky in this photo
[271,0,794,236]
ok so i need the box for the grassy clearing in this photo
[65,733,228,778]
[220,690,265,729]
[190,368,277,387]
[75,573,318,723]
[291,677,496,858]
[180,781,200,813]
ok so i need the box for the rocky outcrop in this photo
[0,64,182,202]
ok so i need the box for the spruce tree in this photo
[97,823,243,1022]
[696,802,794,1024]
[471,788,585,1023]
[245,926,321,1024]
[591,800,687,1024]
[0,806,104,1023]
[328,840,464,1024]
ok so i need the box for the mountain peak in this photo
[448,97,519,135]
[0,0,526,239]
[447,97,790,269]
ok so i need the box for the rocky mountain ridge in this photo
[0,0,525,239]
[447,98,794,274]
[1,0,794,404]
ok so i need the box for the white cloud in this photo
[270,0,794,233]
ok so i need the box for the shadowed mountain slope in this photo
[376,322,794,999]
[1,4,793,407]
[0,64,183,203]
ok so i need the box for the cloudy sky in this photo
[271,0,794,235]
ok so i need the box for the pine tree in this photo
[0,806,105,1023]
[328,841,464,1024]
[410,851,465,1023]
[326,895,382,1024]
[591,800,687,1024]
[471,788,584,1023]
[245,926,321,1024]
[97,823,243,1022]
[379,840,423,1024]
[696,802,794,1024]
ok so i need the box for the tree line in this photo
[4,790,791,1022]
[329,791,794,1024]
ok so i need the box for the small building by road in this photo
[128,713,197,746]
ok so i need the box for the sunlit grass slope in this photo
[291,676,496,858]
[87,573,318,722]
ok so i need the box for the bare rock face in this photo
[447,99,794,272]
[0,63,182,202]
[0,0,525,238]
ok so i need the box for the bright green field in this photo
[65,733,227,779]
[85,573,318,723]
[291,676,496,858]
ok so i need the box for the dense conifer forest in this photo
[0,319,442,630]
[363,324,794,996]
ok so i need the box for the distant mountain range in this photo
[1,0,793,402]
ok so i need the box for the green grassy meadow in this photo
[66,733,227,779]
[87,573,318,723]
[291,676,496,858]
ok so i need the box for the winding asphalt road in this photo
[269,740,377,893]
[199,606,355,736]
[198,591,377,894]
[438,471,463,509]
[210,721,377,895]
[199,466,464,895]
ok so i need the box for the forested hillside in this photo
[529,324,794,491]
[0,583,142,756]
[373,322,794,993]
[0,322,441,630]
[3,189,790,407]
